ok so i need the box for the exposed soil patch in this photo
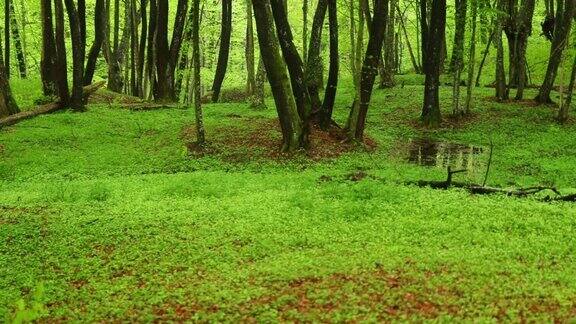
[181,116,377,162]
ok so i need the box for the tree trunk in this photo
[558,54,576,123]
[211,0,232,103]
[64,0,86,111]
[4,0,10,79]
[270,0,311,133]
[451,0,466,116]
[192,0,205,145]
[464,0,478,114]
[8,0,26,78]
[84,0,105,85]
[397,3,420,74]
[252,0,304,152]
[346,0,389,141]
[306,0,327,115]
[421,0,447,127]
[319,0,339,130]
[535,0,576,104]
[245,0,256,96]
[0,45,18,118]
[54,0,70,105]
[380,0,397,88]
[40,0,58,96]
[494,16,508,101]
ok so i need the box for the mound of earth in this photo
[181,116,377,162]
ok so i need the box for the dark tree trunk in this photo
[54,0,70,105]
[380,0,397,88]
[535,0,576,104]
[192,0,205,145]
[64,0,86,111]
[503,0,535,100]
[319,0,339,130]
[346,0,389,141]
[252,0,304,152]
[245,0,256,96]
[558,54,576,123]
[306,0,327,115]
[270,0,311,131]
[494,4,508,102]
[211,0,232,103]
[0,45,19,118]
[451,0,466,115]
[41,0,59,96]
[8,0,26,78]
[4,0,10,79]
[420,0,447,128]
[84,0,105,85]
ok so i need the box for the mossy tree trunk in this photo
[211,0,232,103]
[535,0,576,104]
[306,0,327,115]
[420,0,446,127]
[451,0,466,116]
[319,0,339,130]
[64,0,86,111]
[0,42,18,118]
[346,0,389,141]
[252,0,304,152]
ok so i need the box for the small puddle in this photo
[403,138,486,170]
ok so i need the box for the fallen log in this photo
[0,82,105,128]
[408,167,573,202]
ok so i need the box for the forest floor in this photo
[1,78,576,321]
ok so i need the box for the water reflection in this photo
[407,138,485,170]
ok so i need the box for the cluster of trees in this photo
[0,0,575,151]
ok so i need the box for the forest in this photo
[1,0,576,321]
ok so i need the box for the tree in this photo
[211,0,232,103]
[503,0,535,100]
[64,0,86,111]
[346,0,389,141]
[494,5,508,101]
[0,41,18,118]
[558,53,576,123]
[83,0,105,85]
[319,0,339,129]
[464,0,478,114]
[245,0,256,96]
[535,0,576,104]
[191,0,205,145]
[451,0,467,116]
[8,0,27,78]
[54,0,70,105]
[306,0,327,114]
[155,0,188,101]
[252,0,304,152]
[40,0,59,96]
[420,0,447,127]
[380,0,397,88]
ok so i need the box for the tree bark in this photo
[211,0,232,103]
[346,0,389,141]
[306,0,328,115]
[8,0,26,78]
[451,0,467,116]
[0,44,18,118]
[245,0,256,96]
[192,0,205,145]
[84,0,105,85]
[64,0,86,111]
[421,0,447,127]
[41,0,58,96]
[54,0,70,105]
[252,0,304,152]
[535,0,576,104]
[319,0,339,130]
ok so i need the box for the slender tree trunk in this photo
[380,0,397,88]
[0,43,19,117]
[245,0,256,96]
[251,57,267,109]
[346,0,389,141]
[475,29,493,86]
[8,0,26,78]
[494,15,508,101]
[397,4,420,73]
[270,0,311,124]
[252,0,304,152]
[4,0,10,79]
[535,0,576,104]
[84,0,105,85]
[211,0,232,103]
[558,53,576,123]
[464,0,478,114]
[421,0,447,128]
[41,0,58,96]
[306,0,328,115]
[64,0,86,111]
[319,0,339,129]
[451,0,466,116]
[54,0,70,105]
[192,0,205,144]
[302,0,308,63]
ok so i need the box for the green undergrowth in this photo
[1,80,575,321]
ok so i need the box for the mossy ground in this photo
[1,79,576,322]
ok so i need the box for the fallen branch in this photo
[407,167,572,202]
[121,103,181,111]
[0,82,105,128]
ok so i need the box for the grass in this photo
[1,78,576,322]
